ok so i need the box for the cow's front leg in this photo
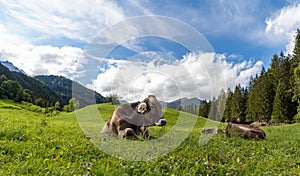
[143,127,155,139]
[119,128,142,139]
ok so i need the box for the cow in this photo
[101,95,167,139]
[225,122,266,140]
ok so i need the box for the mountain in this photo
[35,75,107,107]
[162,97,202,110]
[0,63,107,108]
[0,61,25,73]
[0,64,62,106]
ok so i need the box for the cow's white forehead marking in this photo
[138,102,147,113]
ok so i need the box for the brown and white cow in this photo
[101,95,167,139]
[225,122,266,140]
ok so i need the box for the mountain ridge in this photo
[161,97,202,110]
[0,62,107,108]
[35,75,107,107]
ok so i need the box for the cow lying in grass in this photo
[225,122,266,140]
[101,95,167,139]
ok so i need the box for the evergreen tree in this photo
[230,84,246,122]
[291,29,300,72]
[198,100,209,118]
[216,89,226,122]
[208,97,217,120]
[272,81,289,122]
[292,29,300,121]
[246,68,274,122]
[269,53,281,90]
[257,74,274,121]
[223,88,233,122]
[246,73,257,121]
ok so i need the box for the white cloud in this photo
[0,42,84,77]
[1,0,125,42]
[266,3,300,54]
[0,21,83,77]
[88,52,263,102]
[0,0,126,78]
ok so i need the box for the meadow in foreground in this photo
[0,99,300,175]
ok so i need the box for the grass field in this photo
[0,99,300,175]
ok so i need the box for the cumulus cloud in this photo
[266,3,300,54]
[88,52,263,102]
[0,43,84,77]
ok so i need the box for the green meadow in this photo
[0,99,300,175]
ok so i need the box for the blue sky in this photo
[119,0,298,65]
[0,0,300,101]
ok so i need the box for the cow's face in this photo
[142,95,167,126]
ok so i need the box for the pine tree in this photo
[208,97,217,120]
[198,100,209,118]
[230,84,246,122]
[269,53,281,90]
[258,74,274,121]
[291,29,300,121]
[272,81,289,122]
[216,89,226,121]
[291,29,300,71]
[246,76,259,122]
[223,88,233,122]
[292,55,300,121]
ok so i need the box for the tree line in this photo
[197,29,300,123]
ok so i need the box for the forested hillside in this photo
[198,29,300,123]
[0,64,62,107]
[0,65,107,109]
[35,75,107,107]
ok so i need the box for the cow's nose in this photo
[160,119,167,126]
[155,118,167,126]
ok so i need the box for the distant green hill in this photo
[35,75,107,107]
[0,63,107,108]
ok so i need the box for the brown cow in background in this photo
[225,122,266,140]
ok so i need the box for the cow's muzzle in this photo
[155,118,167,126]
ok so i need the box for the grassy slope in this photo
[0,99,300,175]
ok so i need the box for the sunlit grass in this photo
[0,99,299,175]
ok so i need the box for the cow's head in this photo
[117,95,167,127]
[142,95,167,126]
